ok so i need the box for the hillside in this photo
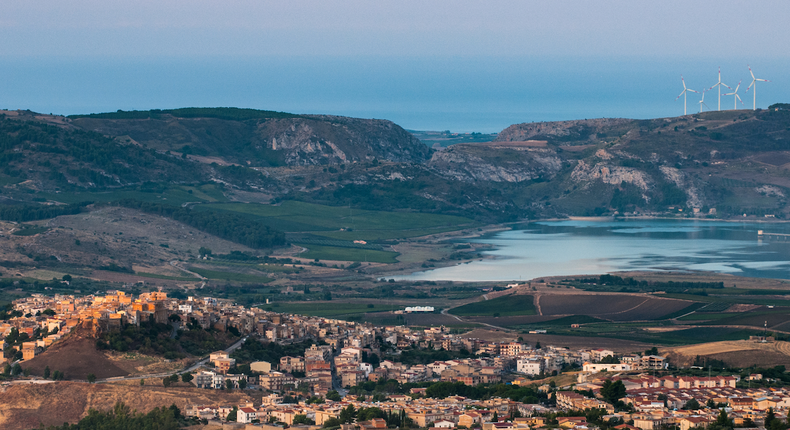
[0,381,256,430]
[3,106,790,264]
[69,108,432,167]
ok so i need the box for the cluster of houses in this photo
[5,291,790,430]
[184,379,790,430]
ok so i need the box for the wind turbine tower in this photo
[746,65,771,111]
[675,75,698,116]
[709,67,731,111]
[723,81,744,110]
[698,89,710,113]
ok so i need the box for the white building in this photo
[582,362,631,372]
[237,407,258,423]
[517,358,544,376]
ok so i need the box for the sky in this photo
[1,1,788,132]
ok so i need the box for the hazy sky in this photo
[1,1,788,131]
[3,1,788,58]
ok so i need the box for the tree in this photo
[600,380,626,404]
[600,355,619,364]
[61,274,72,282]
[42,308,56,316]
[323,417,342,428]
[492,412,499,422]
[43,366,50,379]
[765,408,777,429]
[87,373,96,383]
[238,378,247,390]
[3,363,10,376]
[11,363,22,376]
[182,373,193,383]
[226,379,234,390]
[716,408,732,428]
[198,246,212,257]
[339,405,356,423]
[535,342,541,349]
[645,347,658,356]
[294,414,315,425]
[226,406,238,422]
[162,376,172,387]
[140,378,145,385]
[683,399,701,410]
[326,390,342,401]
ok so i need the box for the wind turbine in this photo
[675,75,698,116]
[698,89,710,113]
[723,81,744,110]
[746,65,771,110]
[709,67,731,111]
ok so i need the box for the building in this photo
[237,407,258,423]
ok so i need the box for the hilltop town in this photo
[2,291,789,430]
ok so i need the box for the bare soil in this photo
[21,325,128,380]
[662,339,790,367]
[0,381,256,430]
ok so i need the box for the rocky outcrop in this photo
[428,144,563,182]
[496,118,632,143]
[572,160,652,191]
[258,115,431,166]
[659,166,703,208]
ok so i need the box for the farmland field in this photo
[449,294,536,317]
[189,267,273,283]
[537,294,695,321]
[263,302,401,317]
[196,200,478,241]
[297,244,399,263]
[41,184,228,206]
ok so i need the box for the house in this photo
[434,420,457,428]
[237,407,258,423]
[558,417,588,429]
[678,417,711,430]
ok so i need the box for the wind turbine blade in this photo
[676,91,685,100]
[736,94,743,104]
[688,89,699,93]
[749,65,755,80]
[746,80,754,92]
[758,79,770,82]
[681,75,687,89]
[702,102,710,109]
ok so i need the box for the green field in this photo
[449,294,536,317]
[134,272,200,282]
[189,267,273,283]
[196,200,477,241]
[297,244,399,263]
[12,226,49,236]
[40,183,228,207]
[263,302,401,317]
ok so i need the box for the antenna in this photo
[675,75,698,116]
[723,81,744,110]
[709,67,731,111]
[745,65,771,111]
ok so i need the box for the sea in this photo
[396,219,790,282]
[1,55,789,133]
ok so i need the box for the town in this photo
[2,291,789,430]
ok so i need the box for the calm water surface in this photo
[398,219,790,282]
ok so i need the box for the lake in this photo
[397,219,790,282]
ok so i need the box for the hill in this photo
[69,108,432,167]
[0,381,256,430]
[21,324,129,380]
